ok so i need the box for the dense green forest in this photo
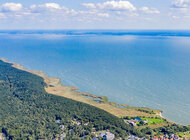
[0,60,189,139]
[0,60,140,139]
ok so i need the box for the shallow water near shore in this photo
[0,30,190,125]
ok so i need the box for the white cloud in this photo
[42,3,61,9]
[97,13,109,17]
[139,7,160,14]
[97,1,136,11]
[30,3,66,13]
[82,3,96,9]
[82,1,160,18]
[83,1,136,11]
[172,0,190,8]
[81,1,139,18]
[1,3,22,12]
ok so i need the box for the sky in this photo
[0,0,190,29]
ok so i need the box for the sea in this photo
[0,30,190,125]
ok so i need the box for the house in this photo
[127,135,139,140]
[144,120,148,124]
[170,134,174,138]
[60,133,66,140]
[0,133,6,140]
[153,136,158,140]
[174,135,179,140]
[99,132,115,140]
[135,117,142,122]
[59,125,65,130]
[56,119,61,124]
[159,136,164,140]
[84,122,89,126]
[72,119,81,125]
[126,135,134,140]
[76,121,81,125]
[128,121,136,126]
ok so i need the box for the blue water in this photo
[0,30,190,125]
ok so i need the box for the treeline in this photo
[154,124,189,135]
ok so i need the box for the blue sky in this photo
[0,0,190,29]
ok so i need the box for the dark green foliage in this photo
[141,127,153,135]
[0,60,135,139]
[153,124,189,135]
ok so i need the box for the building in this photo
[55,119,61,124]
[59,125,65,130]
[0,133,6,140]
[135,117,142,122]
[128,121,137,126]
[60,133,66,140]
[127,135,140,140]
[99,132,115,140]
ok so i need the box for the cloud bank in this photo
[0,1,160,19]
[1,3,22,12]
[0,0,188,29]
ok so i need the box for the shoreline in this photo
[1,58,182,127]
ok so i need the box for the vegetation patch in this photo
[140,117,165,125]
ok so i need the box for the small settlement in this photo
[0,118,187,140]
[126,134,181,140]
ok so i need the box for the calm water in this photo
[0,30,190,125]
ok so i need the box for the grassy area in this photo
[123,116,168,129]
[140,117,165,125]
